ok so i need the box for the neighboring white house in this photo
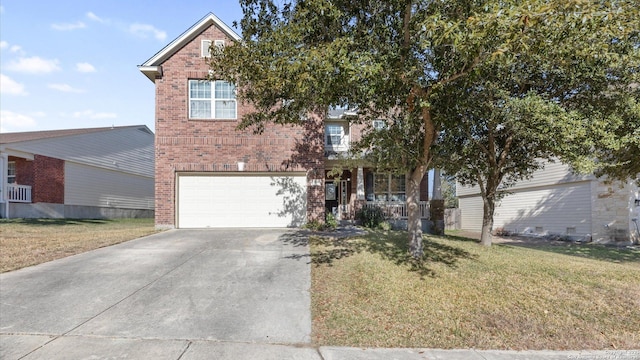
[457,161,640,243]
[0,125,155,219]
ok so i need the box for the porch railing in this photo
[6,184,32,203]
[363,201,430,219]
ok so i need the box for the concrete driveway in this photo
[0,229,318,359]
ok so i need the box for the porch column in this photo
[356,167,365,200]
[0,153,7,218]
[432,168,442,200]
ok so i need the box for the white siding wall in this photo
[459,196,483,231]
[493,182,592,235]
[459,181,592,236]
[6,127,154,178]
[456,161,591,197]
[65,162,154,210]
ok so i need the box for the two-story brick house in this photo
[139,12,429,229]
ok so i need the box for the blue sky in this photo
[0,1,243,133]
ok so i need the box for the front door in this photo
[324,171,351,220]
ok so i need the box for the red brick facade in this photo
[153,23,324,227]
[10,155,64,204]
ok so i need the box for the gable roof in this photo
[0,125,151,144]
[138,12,241,82]
[1,125,154,178]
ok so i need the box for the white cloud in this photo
[72,110,117,119]
[0,41,7,50]
[86,11,106,23]
[0,110,37,132]
[129,23,167,41]
[10,45,24,54]
[0,74,28,95]
[51,21,86,31]
[6,56,61,74]
[76,62,96,73]
[48,83,85,93]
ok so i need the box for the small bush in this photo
[325,212,338,230]
[357,206,385,229]
[305,220,325,231]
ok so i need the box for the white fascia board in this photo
[140,12,241,69]
[138,65,163,82]
[0,147,35,160]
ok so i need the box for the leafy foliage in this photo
[211,0,639,250]
[356,205,386,229]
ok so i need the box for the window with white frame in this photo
[7,161,16,184]
[202,39,225,57]
[373,173,405,201]
[373,119,386,130]
[325,123,348,151]
[189,80,237,119]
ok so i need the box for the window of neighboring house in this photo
[373,173,406,201]
[7,161,16,184]
[325,123,349,151]
[189,80,237,119]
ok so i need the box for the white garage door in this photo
[177,173,307,228]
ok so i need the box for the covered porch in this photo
[324,166,433,222]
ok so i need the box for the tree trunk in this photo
[407,168,425,258]
[480,196,495,246]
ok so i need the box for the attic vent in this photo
[214,39,225,48]
[201,39,212,57]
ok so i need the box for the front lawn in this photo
[311,230,640,350]
[0,218,158,273]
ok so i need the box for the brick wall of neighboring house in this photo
[11,156,34,186]
[32,155,64,204]
[154,23,324,227]
[9,155,64,204]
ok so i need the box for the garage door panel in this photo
[178,174,307,228]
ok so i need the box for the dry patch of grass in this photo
[311,230,640,350]
[0,218,158,272]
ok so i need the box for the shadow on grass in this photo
[445,231,640,265]
[284,229,477,278]
[0,218,112,226]
[498,241,640,265]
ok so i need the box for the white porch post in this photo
[433,168,442,200]
[0,152,8,218]
[356,167,365,200]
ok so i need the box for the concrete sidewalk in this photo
[1,229,637,359]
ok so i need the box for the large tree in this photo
[434,1,639,246]
[211,0,638,256]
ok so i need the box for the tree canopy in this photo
[211,0,639,253]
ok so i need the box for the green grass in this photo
[0,218,158,272]
[311,230,640,350]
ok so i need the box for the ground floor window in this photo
[7,161,16,184]
[367,173,405,201]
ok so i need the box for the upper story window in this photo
[7,161,16,184]
[189,80,237,119]
[325,123,349,151]
[373,119,386,130]
[201,39,225,57]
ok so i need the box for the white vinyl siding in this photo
[3,127,154,178]
[460,182,592,235]
[459,196,484,231]
[64,162,154,210]
[177,174,307,228]
[456,161,591,197]
[189,80,237,119]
